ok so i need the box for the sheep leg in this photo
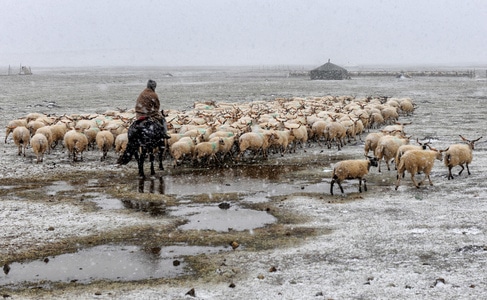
[411,173,420,188]
[395,176,401,190]
[457,164,465,176]
[466,163,470,175]
[447,166,454,180]
[330,178,338,195]
[363,178,367,192]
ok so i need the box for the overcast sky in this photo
[1,0,486,67]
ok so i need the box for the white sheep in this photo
[330,156,379,195]
[26,120,45,137]
[12,126,31,156]
[64,128,89,162]
[193,140,220,165]
[30,133,49,163]
[444,135,482,180]
[381,106,399,124]
[96,130,115,161]
[395,147,447,189]
[237,131,276,161]
[395,139,431,177]
[310,119,328,146]
[399,98,416,115]
[324,121,346,150]
[170,136,196,167]
[114,132,128,155]
[5,118,27,143]
[210,136,235,162]
[287,123,308,152]
[375,134,410,172]
[83,127,100,150]
[35,126,54,154]
[48,122,69,149]
[364,132,384,156]
[268,129,291,156]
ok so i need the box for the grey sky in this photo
[1,0,486,67]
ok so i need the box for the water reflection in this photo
[138,176,165,194]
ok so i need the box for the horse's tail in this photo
[117,139,137,165]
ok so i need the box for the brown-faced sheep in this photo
[12,126,31,156]
[395,147,447,189]
[444,135,482,180]
[30,133,49,163]
[64,129,89,162]
[96,130,115,161]
[330,156,379,195]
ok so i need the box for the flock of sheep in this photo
[4,95,481,194]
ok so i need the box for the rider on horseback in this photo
[132,79,170,137]
[118,79,170,166]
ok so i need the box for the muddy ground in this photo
[0,66,486,299]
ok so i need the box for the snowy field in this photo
[0,66,487,299]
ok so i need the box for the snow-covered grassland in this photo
[0,67,486,299]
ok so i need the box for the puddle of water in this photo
[170,203,277,232]
[81,192,125,210]
[137,177,165,194]
[0,244,226,288]
[45,181,74,196]
[121,199,166,215]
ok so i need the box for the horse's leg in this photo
[138,148,146,179]
[150,150,156,176]
[158,146,164,170]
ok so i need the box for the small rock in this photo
[218,202,231,209]
[257,274,265,280]
[269,266,277,272]
[229,283,236,288]
[3,264,10,275]
[185,288,196,297]
[230,241,239,250]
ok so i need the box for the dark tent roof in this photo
[312,60,347,72]
[310,59,349,80]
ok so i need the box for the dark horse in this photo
[117,118,166,178]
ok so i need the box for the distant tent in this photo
[310,59,349,80]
